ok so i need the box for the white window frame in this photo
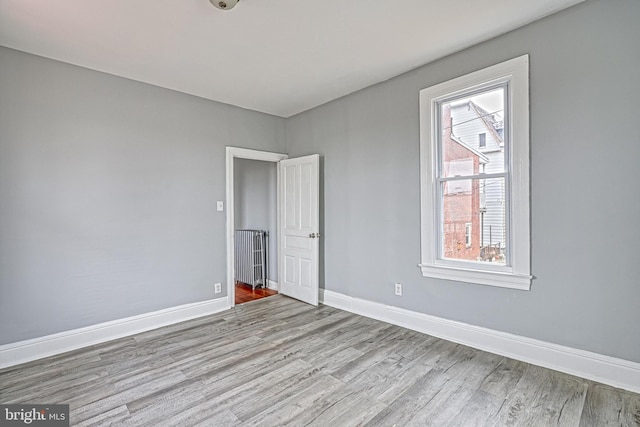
[465,223,472,248]
[419,55,532,290]
[479,132,486,148]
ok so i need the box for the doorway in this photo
[226,147,321,308]
[225,147,287,307]
[233,158,278,305]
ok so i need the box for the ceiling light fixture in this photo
[210,0,239,10]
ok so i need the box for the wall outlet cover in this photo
[394,283,402,296]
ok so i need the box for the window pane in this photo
[441,177,506,264]
[440,87,505,178]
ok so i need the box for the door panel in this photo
[285,235,311,250]
[279,154,319,306]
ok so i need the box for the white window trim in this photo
[419,55,532,290]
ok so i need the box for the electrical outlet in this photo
[214,283,222,294]
[394,283,402,296]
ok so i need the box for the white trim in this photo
[320,289,640,394]
[267,279,279,290]
[418,264,532,290]
[419,55,531,290]
[225,147,287,308]
[0,298,230,369]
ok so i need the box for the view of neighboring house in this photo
[450,97,506,262]
[441,104,488,261]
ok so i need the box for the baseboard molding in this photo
[0,298,231,369]
[267,280,278,290]
[320,289,640,394]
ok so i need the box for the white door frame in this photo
[225,147,288,308]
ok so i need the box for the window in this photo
[465,223,472,248]
[479,133,486,148]
[419,55,531,290]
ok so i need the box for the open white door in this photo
[279,154,320,306]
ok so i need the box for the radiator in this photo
[234,229,267,290]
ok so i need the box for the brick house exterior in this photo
[450,100,506,255]
[441,105,487,261]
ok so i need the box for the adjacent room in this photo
[1,0,639,425]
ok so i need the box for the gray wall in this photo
[286,0,640,363]
[0,46,285,344]
[233,158,278,281]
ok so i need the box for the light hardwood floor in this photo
[1,295,639,426]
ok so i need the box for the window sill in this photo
[419,263,532,290]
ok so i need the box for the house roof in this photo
[469,101,505,147]
[451,135,490,164]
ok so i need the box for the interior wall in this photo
[0,46,286,345]
[285,0,640,363]
[233,158,278,282]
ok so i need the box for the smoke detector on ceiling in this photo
[210,0,239,10]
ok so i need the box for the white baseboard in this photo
[0,298,230,369]
[320,289,640,394]
[267,280,278,290]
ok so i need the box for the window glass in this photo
[437,87,507,265]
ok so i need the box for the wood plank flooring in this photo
[1,295,639,426]
[235,282,278,305]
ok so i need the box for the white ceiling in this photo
[0,0,584,117]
